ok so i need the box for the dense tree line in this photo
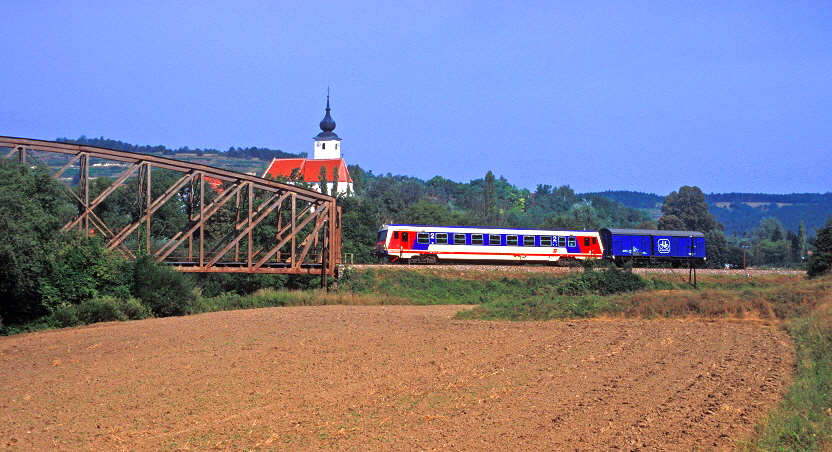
[56,136,304,160]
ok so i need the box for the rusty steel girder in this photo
[1,137,342,283]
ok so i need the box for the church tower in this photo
[313,90,341,159]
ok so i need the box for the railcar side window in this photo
[584,237,590,246]
[568,237,576,247]
[524,236,536,246]
[454,233,466,244]
[558,236,566,247]
[507,235,518,246]
[417,232,430,244]
[472,234,483,245]
[393,231,399,239]
[436,233,448,244]
[402,232,409,242]
[489,234,502,246]
[540,236,552,247]
[592,237,597,244]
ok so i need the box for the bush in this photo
[39,234,133,311]
[45,296,151,329]
[556,267,647,296]
[807,253,832,279]
[131,255,196,317]
[196,273,288,297]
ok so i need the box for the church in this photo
[262,93,354,195]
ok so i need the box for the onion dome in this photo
[316,92,338,139]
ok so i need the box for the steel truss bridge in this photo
[1,137,341,285]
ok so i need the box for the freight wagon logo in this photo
[657,239,671,254]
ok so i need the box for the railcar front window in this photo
[417,233,430,244]
[454,233,466,244]
[472,234,483,245]
[524,236,536,246]
[378,230,387,242]
[436,233,448,244]
[489,235,501,246]
[540,236,552,247]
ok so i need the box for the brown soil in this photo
[0,306,794,451]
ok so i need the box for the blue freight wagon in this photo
[598,228,706,266]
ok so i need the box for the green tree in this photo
[656,214,686,231]
[338,196,384,262]
[797,220,807,261]
[807,217,832,278]
[318,165,329,196]
[482,171,497,225]
[0,158,75,323]
[658,186,722,233]
[704,230,731,268]
[753,217,785,243]
[401,199,461,225]
[568,199,600,230]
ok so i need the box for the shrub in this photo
[196,273,288,297]
[131,255,196,317]
[75,297,127,323]
[44,296,150,329]
[556,267,647,296]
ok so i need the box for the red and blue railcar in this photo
[374,224,603,264]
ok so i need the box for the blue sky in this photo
[2,1,831,195]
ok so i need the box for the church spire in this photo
[318,88,337,134]
[313,88,342,159]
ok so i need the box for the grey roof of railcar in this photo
[599,228,705,238]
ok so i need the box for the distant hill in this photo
[707,193,832,236]
[54,136,305,176]
[586,191,663,209]
[590,190,832,236]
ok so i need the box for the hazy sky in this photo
[2,1,831,195]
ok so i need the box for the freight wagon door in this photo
[693,237,706,258]
[611,235,623,257]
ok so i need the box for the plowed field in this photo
[1,306,793,451]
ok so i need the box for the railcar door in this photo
[400,231,411,258]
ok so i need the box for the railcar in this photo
[598,228,706,266]
[374,224,603,264]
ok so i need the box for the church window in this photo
[335,144,338,150]
[322,143,326,150]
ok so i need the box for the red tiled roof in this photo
[262,158,353,184]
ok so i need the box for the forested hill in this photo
[594,190,832,235]
[55,136,304,161]
[586,191,664,209]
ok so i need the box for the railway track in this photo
[345,263,804,276]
